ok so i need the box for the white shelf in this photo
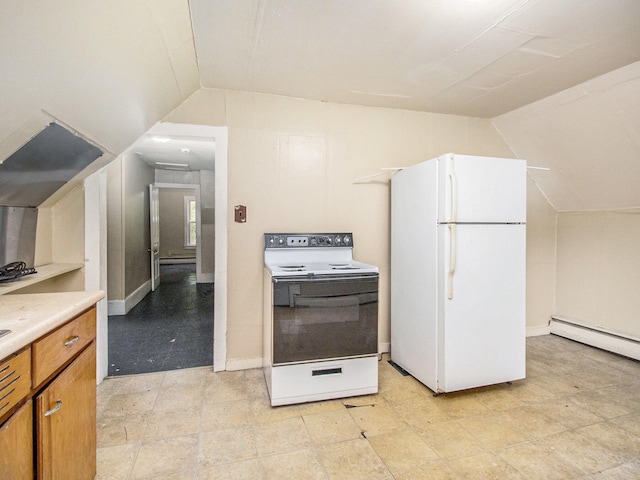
[0,263,84,295]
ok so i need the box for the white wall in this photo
[165,88,553,366]
[555,210,640,339]
[493,61,640,342]
[158,188,196,260]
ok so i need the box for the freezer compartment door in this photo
[438,154,526,224]
[437,223,526,393]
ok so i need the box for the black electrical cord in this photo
[0,261,37,282]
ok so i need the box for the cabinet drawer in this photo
[32,307,96,388]
[0,348,31,421]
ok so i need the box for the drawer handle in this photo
[64,336,80,347]
[44,399,63,417]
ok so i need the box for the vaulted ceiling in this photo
[191,0,640,118]
[1,0,639,211]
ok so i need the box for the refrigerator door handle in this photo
[448,155,457,223]
[447,223,456,300]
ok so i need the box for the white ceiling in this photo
[190,0,640,118]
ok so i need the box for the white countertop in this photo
[0,291,105,360]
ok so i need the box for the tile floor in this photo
[108,264,213,376]
[96,335,640,479]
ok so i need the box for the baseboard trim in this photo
[527,324,551,337]
[197,273,214,283]
[107,280,151,316]
[225,357,263,371]
[160,258,196,264]
[550,317,640,361]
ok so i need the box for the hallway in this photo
[107,264,213,376]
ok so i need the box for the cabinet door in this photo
[36,342,96,480]
[0,400,33,479]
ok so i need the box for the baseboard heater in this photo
[550,317,640,361]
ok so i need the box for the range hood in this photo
[0,123,103,207]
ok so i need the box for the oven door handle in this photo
[273,274,378,283]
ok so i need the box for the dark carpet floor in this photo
[107,264,213,376]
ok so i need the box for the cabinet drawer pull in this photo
[44,399,63,417]
[64,336,80,347]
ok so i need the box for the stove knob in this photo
[268,237,275,245]
[343,235,351,245]
[326,236,332,245]
[335,236,342,245]
[278,237,284,245]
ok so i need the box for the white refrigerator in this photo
[390,153,526,394]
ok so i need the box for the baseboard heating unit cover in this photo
[550,317,640,361]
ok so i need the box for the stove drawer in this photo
[269,355,378,406]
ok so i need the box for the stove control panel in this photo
[265,233,353,249]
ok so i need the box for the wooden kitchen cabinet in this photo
[36,342,96,480]
[0,303,97,480]
[0,400,33,479]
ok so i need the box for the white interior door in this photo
[149,184,160,291]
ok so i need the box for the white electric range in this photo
[263,233,379,406]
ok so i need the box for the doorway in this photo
[108,183,212,375]
[107,262,213,375]
[99,123,228,380]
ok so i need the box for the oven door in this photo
[271,274,378,365]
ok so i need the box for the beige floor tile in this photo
[260,448,328,480]
[470,383,526,411]
[414,420,484,460]
[96,336,640,480]
[589,459,640,480]
[251,397,344,424]
[393,461,460,480]
[456,411,532,449]
[162,366,211,387]
[504,378,556,403]
[392,393,453,428]
[143,406,202,440]
[317,438,391,480]
[610,412,640,437]
[137,470,196,480]
[537,396,604,429]
[537,430,625,474]
[502,405,567,439]
[577,421,640,460]
[570,388,635,419]
[201,399,254,431]
[527,372,587,397]
[448,452,525,480]
[203,371,250,404]
[198,426,258,468]
[303,407,364,444]
[154,383,205,411]
[116,372,166,394]
[130,434,199,479]
[96,443,139,480]
[497,441,584,479]
[102,390,159,418]
[196,459,260,479]
[348,401,407,437]
[367,428,439,475]
[254,416,312,456]
[97,414,147,447]
[430,391,490,419]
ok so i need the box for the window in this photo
[184,196,196,247]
